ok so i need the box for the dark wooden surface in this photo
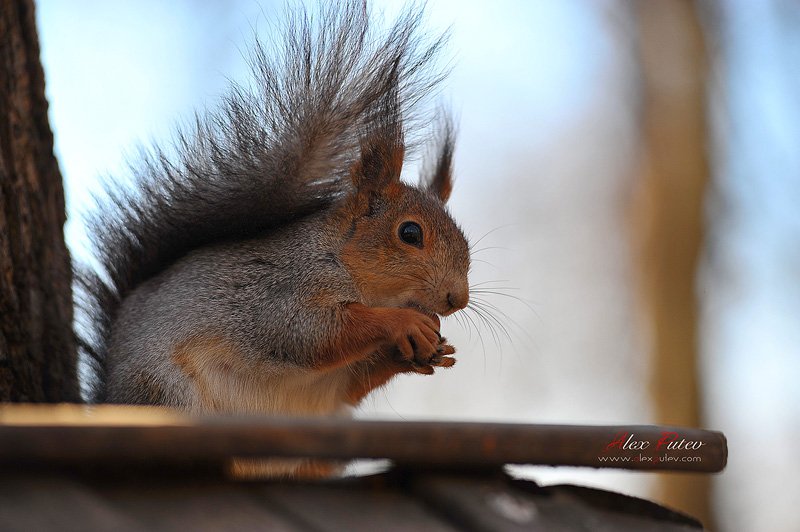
[0,469,703,531]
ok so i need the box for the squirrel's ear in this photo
[421,115,455,203]
[350,129,405,194]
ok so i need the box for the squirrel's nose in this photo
[446,288,469,312]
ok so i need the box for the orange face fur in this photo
[340,179,470,318]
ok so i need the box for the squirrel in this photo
[76,0,470,458]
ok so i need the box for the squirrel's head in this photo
[339,125,470,318]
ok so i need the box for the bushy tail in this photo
[75,0,448,401]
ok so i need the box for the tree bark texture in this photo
[0,0,78,402]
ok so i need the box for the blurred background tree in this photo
[633,0,711,525]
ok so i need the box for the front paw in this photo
[389,308,442,367]
[428,340,456,368]
[393,337,456,374]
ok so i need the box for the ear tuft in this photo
[421,113,455,202]
[350,59,405,194]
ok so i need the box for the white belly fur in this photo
[187,361,354,417]
[172,338,354,478]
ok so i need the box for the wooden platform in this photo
[0,405,725,531]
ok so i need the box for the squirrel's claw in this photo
[411,363,435,375]
[428,341,457,368]
[430,350,456,367]
[410,354,456,375]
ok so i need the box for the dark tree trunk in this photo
[0,0,78,402]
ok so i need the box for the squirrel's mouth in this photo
[403,302,442,321]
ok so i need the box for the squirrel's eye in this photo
[398,221,423,247]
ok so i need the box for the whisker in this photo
[469,258,498,268]
[470,291,539,348]
[394,274,437,291]
[470,279,511,288]
[459,306,487,366]
[469,299,514,344]
[470,289,540,318]
[468,224,515,252]
[450,310,471,341]
[467,302,503,348]
[469,245,509,256]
